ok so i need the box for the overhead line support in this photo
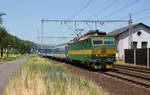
[42,20,129,23]
[40,17,133,49]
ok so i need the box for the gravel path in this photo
[0,57,26,95]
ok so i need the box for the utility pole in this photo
[37,30,40,50]
[41,18,44,49]
[128,13,133,49]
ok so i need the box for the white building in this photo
[109,23,150,59]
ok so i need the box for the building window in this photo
[141,41,147,48]
[137,31,142,36]
[132,41,137,49]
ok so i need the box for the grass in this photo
[115,60,125,64]
[0,54,23,62]
[3,55,108,95]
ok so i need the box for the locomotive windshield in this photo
[104,38,114,45]
[93,39,102,45]
[92,37,114,46]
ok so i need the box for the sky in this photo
[0,0,150,46]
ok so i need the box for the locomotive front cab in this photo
[91,36,116,69]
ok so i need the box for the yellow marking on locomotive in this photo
[68,49,116,55]
[92,48,116,54]
[106,65,113,69]
[68,49,92,55]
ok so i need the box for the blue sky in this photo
[1,0,150,46]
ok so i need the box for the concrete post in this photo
[134,49,136,65]
[147,48,149,67]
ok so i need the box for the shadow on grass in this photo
[0,55,23,62]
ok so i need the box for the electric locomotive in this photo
[68,31,116,69]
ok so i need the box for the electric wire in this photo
[54,0,93,39]
[119,6,150,19]
[104,14,150,32]
[103,0,140,19]
[135,15,150,22]
[104,8,150,32]
[103,23,127,32]
[69,0,93,19]
[89,0,118,19]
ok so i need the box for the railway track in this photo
[101,72,150,88]
[99,65,150,88]
[114,64,150,73]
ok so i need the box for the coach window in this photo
[132,41,137,49]
[142,41,147,48]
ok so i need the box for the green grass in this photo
[0,54,23,62]
[115,60,125,64]
[3,55,108,95]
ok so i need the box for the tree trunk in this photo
[1,48,3,58]
[6,49,9,58]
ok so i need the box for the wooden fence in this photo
[124,48,149,66]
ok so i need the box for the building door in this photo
[142,41,147,48]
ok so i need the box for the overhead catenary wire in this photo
[104,9,150,32]
[103,0,139,19]
[103,14,150,32]
[87,0,139,33]
[41,0,93,43]
[119,6,150,19]
[99,0,139,32]
[64,23,77,35]
[89,0,118,19]
[44,36,74,39]
[133,7,150,15]
[55,0,93,38]
[69,0,93,19]
[103,23,127,32]
[135,15,150,22]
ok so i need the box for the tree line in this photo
[0,27,37,58]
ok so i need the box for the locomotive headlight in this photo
[96,54,98,57]
[93,55,98,57]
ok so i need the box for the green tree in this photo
[0,27,10,57]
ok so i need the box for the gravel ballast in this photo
[52,60,150,95]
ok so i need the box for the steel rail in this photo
[115,64,150,71]
[114,65,150,73]
[111,69,150,81]
[102,72,150,88]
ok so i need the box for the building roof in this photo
[108,23,150,36]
